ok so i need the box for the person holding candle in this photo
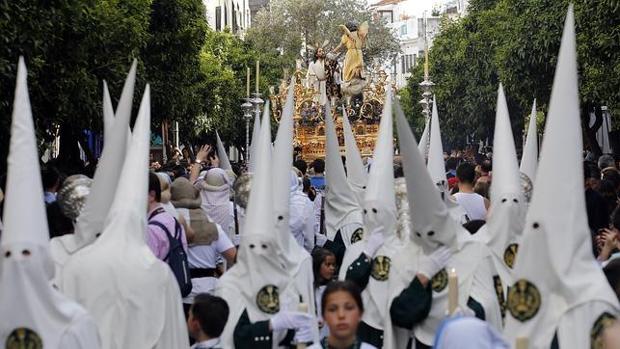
[337,90,405,348]
[381,100,501,349]
[307,281,377,349]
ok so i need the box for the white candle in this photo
[516,337,528,349]
[255,60,260,93]
[246,67,250,98]
[448,268,458,315]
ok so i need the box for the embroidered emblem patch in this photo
[504,243,519,269]
[507,279,541,322]
[5,327,43,349]
[591,312,616,349]
[431,268,448,292]
[256,285,280,314]
[350,228,364,244]
[370,255,391,281]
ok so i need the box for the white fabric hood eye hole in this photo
[4,250,11,258]
[427,231,435,236]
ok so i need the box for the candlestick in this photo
[448,268,458,315]
[296,303,308,349]
[255,60,260,94]
[246,67,250,98]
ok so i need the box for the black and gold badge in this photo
[591,312,616,349]
[504,243,519,269]
[370,255,391,281]
[256,285,280,314]
[493,275,506,319]
[5,327,43,349]
[507,279,541,322]
[350,228,364,244]
[431,268,448,292]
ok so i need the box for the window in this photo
[379,10,393,23]
[400,24,407,36]
[216,6,222,31]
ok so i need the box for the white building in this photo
[371,0,469,88]
[203,0,251,35]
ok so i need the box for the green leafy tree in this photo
[0,0,151,174]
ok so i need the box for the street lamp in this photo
[242,98,253,163]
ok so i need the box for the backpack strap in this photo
[149,219,182,262]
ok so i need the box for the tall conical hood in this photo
[418,116,430,158]
[483,84,527,285]
[245,103,274,239]
[427,96,447,188]
[102,80,115,144]
[394,99,456,254]
[247,106,262,173]
[505,6,619,346]
[324,103,363,241]
[0,57,76,347]
[272,80,298,257]
[490,84,521,204]
[71,61,137,250]
[520,99,538,182]
[102,84,151,244]
[216,131,232,171]
[1,57,48,248]
[342,108,367,204]
[363,89,396,234]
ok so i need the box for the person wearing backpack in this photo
[147,172,192,297]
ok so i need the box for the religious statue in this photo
[331,20,369,97]
[307,41,342,105]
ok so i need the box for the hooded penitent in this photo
[426,97,469,223]
[475,84,526,299]
[215,103,292,348]
[341,108,367,206]
[324,105,364,246]
[247,107,261,173]
[339,88,402,332]
[418,115,430,158]
[102,80,114,144]
[50,62,136,280]
[61,85,189,349]
[216,131,236,184]
[0,57,100,348]
[383,99,501,348]
[520,99,538,183]
[271,84,318,342]
[504,7,619,348]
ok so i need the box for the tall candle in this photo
[515,337,528,349]
[448,268,458,315]
[246,67,250,98]
[296,303,308,349]
[255,60,260,93]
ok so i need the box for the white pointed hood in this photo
[520,99,538,182]
[102,80,115,144]
[481,83,526,288]
[216,131,233,171]
[272,80,305,265]
[363,89,396,235]
[324,103,364,242]
[247,106,261,173]
[427,97,447,188]
[505,6,619,347]
[52,62,136,260]
[0,57,82,347]
[394,100,457,254]
[342,108,367,205]
[418,116,430,158]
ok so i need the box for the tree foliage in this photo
[405,0,620,151]
[246,0,400,67]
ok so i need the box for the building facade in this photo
[203,0,252,34]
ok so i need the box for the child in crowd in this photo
[187,293,230,349]
[308,281,377,349]
[313,248,337,339]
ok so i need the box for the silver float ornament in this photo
[232,173,253,209]
[57,174,93,220]
[520,172,533,203]
[394,177,411,242]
